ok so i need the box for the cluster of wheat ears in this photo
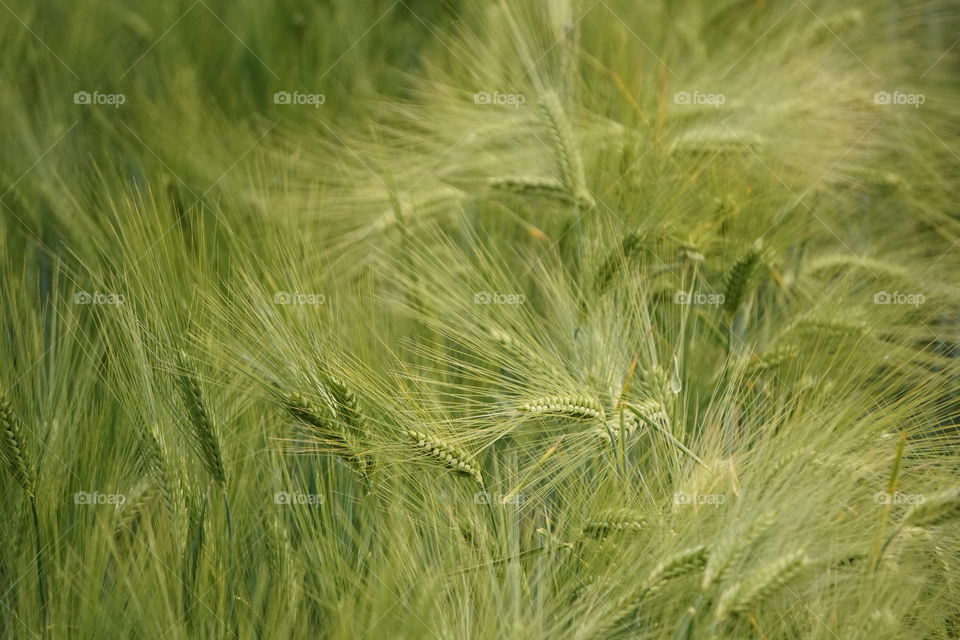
[1,0,959,638]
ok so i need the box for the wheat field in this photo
[1,1,959,638]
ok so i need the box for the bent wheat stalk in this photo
[538,90,593,208]
[175,350,226,487]
[406,430,483,485]
[0,389,48,638]
[518,395,605,421]
[715,550,808,620]
[582,508,646,538]
[283,391,371,479]
[596,546,708,638]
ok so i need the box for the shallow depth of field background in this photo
[1,2,959,639]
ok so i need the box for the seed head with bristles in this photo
[0,388,34,494]
[538,90,593,207]
[139,426,174,516]
[488,176,578,205]
[518,395,605,421]
[283,392,370,476]
[723,243,763,315]
[326,375,364,434]
[644,545,709,595]
[175,350,226,487]
[625,399,669,431]
[600,544,707,636]
[715,550,808,620]
[582,508,646,538]
[703,511,778,589]
[595,412,640,445]
[406,430,483,485]
[901,486,960,529]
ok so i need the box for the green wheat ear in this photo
[643,545,709,594]
[538,90,593,208]
[715,550,808,620]
[405,430,483,485]
[600,545,708,635]
[593,231,644,299]
[488,176,579,205]
[518,395,606,421]
[582,508,646,538]
[901,486,960,528]
[723,242,764,315]
[140,426,174,516]
[175,350,226,486]
[703,511,778,589]
[0,387,34,494]
[326,375,365,434]
[594,412,640,445]
[283,391,370,477]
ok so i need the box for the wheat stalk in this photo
[598,545,708,637]
[140,426,174,516]
[703,511,778,589]
[595,412,640,445]
[488,176,579,205]
[519,395,605,421]
[283,392,370,476]
[582,508,646,538]
[625,399,669,430]
[715,550,808,620]
[644,545,709,594]
[175,350,226,486]
[0,387,34,494]
[114,481,161,543]
[326,376,363,432]
[723,243,763,315]
[406,430,483,485]
[593,231,644,301]
[748,345,799,374]
[0,387,47,637]
[902,486,960,528]
[538,90,593,207]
